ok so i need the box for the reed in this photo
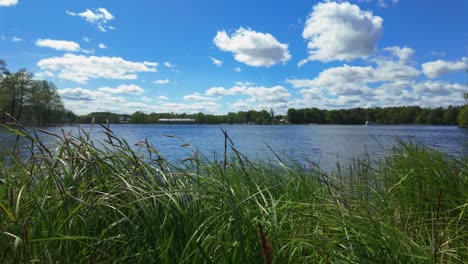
[0,124,466,263]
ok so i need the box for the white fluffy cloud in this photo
[413,81,466,95]
[183,93,219,101]
[229,86,291,112]
[205,86,246,97]
[159,102,221,114]
[288,54,420,95]
[66,8,115,32]
[299,1,383,65]
[98,43,107,49]
[98,84,145,95]
[290,53,464,109]
[373,60,420,81]
[243,86,290,104]
[11,36,22,42]
[205,87,230,97]
[0,0,17,7]
[384,46,414,63]
[421,57,467,78]
[58,87,99,101]
[58,87,126,114]
[37,53,157,83]
[287,49,441,109]
[35,39,81,52]
[204,84,290,112]
[209,57,223,67]
[213,27,291,67]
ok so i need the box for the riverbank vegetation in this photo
[0,124,466,263]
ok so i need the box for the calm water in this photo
[1,124,467,171]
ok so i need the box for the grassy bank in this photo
[0,124,467,263]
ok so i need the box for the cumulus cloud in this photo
[66,8,115,32]
[229,85,291,112]
[204,84,290,112]
[290,54,464,109]
[58,87,98,101]
[58,87,127,114]
[384,46,414,63]
[205,87,230,97]
[154,79,170,84]
[243,86,290,104]
[98,84,145,95]
[288,49,428,108]
[159,102,221,114]
[35,39,81,52]
[183,93,219,101]
[288,55,419,95]
[213,27,291,67]
[0,0,17,7]
[98,43,107,49]
[372,60,420,81]
[209,57,223,67]
[299,1,383,65]
[58,87,221,115]
[413,81,466,95]
[421,57,468,78]
[205,86,246,97]
[37,53,157,83]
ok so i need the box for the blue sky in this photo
[1,0,467,115]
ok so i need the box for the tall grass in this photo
[0,124,466,263]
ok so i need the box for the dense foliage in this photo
[79,109,280,125]
[0,125,466,263]
[458,93,468,127]
[287,106,462,125]
[0,59,74,126]
[79,106,465,126]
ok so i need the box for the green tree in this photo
[12,69,33,121]
[457,106,468,127]
[458,94,468,128]
[26,80,65,126]
[131,111,147,124]
[0,66,33,121]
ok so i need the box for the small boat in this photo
[365,121,378,126]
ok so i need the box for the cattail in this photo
[258,224,273,264]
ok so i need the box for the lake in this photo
[2,124,465,172]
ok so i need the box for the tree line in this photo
[0,59,74,126]
[78,105,468,126]
[77,109,282,125]
[287,106,465,125]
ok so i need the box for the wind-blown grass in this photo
[0,124,466,263]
